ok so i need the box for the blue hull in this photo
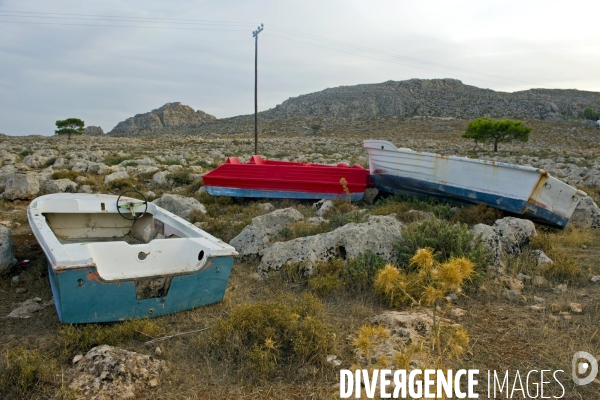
[370,173,568,228]
[48,256,234,323]
[205,186,364,201]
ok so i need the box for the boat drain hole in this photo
[138,252,148,261]
[198,250,205,261]
[101,202,105,211]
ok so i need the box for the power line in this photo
[0,9,541,88]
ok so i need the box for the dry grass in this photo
[1,119,600,398]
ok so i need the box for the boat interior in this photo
[43,212,182,245]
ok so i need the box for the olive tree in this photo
[462,117,531,152]
[55,118,84,139]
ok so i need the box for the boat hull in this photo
[47,257,233,323]
[28,193,238,323]
[365,140,585,229]
[202,156,368,201]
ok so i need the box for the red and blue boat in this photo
[202,155,369,201]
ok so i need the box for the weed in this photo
[308,274,344,297]
[210,293,336,380]
[19,149,32,157]
[167,171,193,186]
[451,203,503,226]
[0,347,59,397]
[162,159,183,166]
[193,159,218,169]
[52,170,79,181]
[342,251,386,292]
[103,156,132,166]
[397,218,489,269]
[123,161,138,167]
[106,178,135,191]
[279,220,332,241]
[372,194,455,220]
[531,231,583,281]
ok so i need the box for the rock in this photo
[259,202,275,212]
[87,162,110,175]
[109,102,216,135]
[532,276,548,287]
[152,194,206,221]
[41,178,77,194]
[591,275,600,283]
[368,310,436,345]
[569,302,582,313]
[500,276,524,291]
[493,217,537,254]
[363,187,379,205]
[7,297,54,318]
[155,347,162,356]
[569,196,600,229]
[258,215,403,275]
[68,345,165,399]
[73,354,84,364]
[450,308,467,318]
[471,217,537,266]
[15,288,26,294]
[196,186,207,195]
[22,150,55,168]
[529,305,545,312]
[503,289,522,302]
[314,199,334,217]
[532,249,553,266]
[144,191,156,199]
[0,225,17,271]
[1,172,40,200]
[533,296,545,304]
[83,126,104,135]
[78,185,93,194]
[229,208,304,257]
[104,171,130,185]
[307,216,328,225]
[554,284,568,293]
[72,161,89,173]
[152,171,169,186]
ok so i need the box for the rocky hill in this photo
[107,79,600,136]
[108,102,216,135]
[262,78,600,121]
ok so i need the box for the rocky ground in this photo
[0,118,600,399]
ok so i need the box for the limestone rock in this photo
[83,126,104,135]
[314,199,334,217]
[7,297,54,318]
[152,171,169,186]
[363,187,379,205]
[68,345,166,400]
[109,102,216,135]
[152,194,206,221]
[104,171,130,185]
[471,217,537,266]
[0,225,17,271]
[230,208,304,257]
[532,249,553,266]
[569,196,600,229]
[1,172,40,200]
[41,178,77,194]
[258,215,403,274]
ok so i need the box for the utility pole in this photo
[252,23,263,155]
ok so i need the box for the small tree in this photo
[55,118,84,139]
[462,117,531,152]
[583,107,600,121]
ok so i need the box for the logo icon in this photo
[572,351,598,386]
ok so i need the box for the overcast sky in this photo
[1,0,598,136]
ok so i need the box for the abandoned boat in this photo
[364,140,586,228]
[27,192,237,323]
[202,155,369,201]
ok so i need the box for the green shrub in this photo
[106,178,134,191]
[193,159,218,169]
[451,203,503,226]
[19,149,32,157]
[210,293,336,380]
[280,220,332,240]
[342,251,386,292]
[372,195,455,220]
[397,218,489,269]
[123,161,138,167]
[167,171,193,185]
[583,107,600,121]
[103,156,132,166]
[52,170,79,181]
[162,159,183,166]
[308,274,344,297]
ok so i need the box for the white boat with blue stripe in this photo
[364,140,586,228]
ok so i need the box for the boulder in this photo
[471,217,537,266]
[7,297,54,318]
[229,208,304,257]
[1,172,40,200]
[569,196,600,229]
[258,215,403,275]
[152,171,169,186]
[314,199,334,217]
[104,171,130,185]
[22,150,55,168]
[83,126,104,135]
[41,178,77,194]
[71,161,89,173]
[363,187,379,205]
[68,345,166,399]
[532,249,553,266]
[152,194,206,221]
[0,225,17,271]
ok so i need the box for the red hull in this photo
[202,156,369,197]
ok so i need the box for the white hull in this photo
[364,140,586,228]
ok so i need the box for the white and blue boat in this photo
[27,192,237,323]
[364,140,586,228]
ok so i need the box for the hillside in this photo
[107,79,600,136]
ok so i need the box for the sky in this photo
[0,0,598,136]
